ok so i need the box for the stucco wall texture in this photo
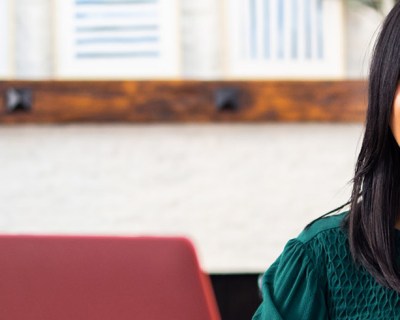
[0,124,362,272]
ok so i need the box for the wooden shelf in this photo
[0,80,367,123]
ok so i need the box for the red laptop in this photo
[0,235,220,320]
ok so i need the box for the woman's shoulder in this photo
[253,212,349,319]
[296,211,348,245]
[274,211,349,268]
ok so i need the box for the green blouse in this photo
[252,212,400,320]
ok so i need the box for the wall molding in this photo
[0,80,367,123]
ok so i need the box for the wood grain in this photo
[0,80,367,123]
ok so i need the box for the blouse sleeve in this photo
[252,239,328,320]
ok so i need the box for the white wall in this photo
[0,124,363,272]
[14,0,52,78]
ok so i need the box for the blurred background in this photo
[0,0,396,318]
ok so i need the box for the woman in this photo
[253,3,400,319]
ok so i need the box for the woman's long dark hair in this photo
[345,2,400,291]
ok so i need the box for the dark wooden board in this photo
[0,80,367,123]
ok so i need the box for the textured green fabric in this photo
[252,212,400,320]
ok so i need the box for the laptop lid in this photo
[0,235,220,320]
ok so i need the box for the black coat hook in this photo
[5,88,32,113]
[214,87,239,112]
